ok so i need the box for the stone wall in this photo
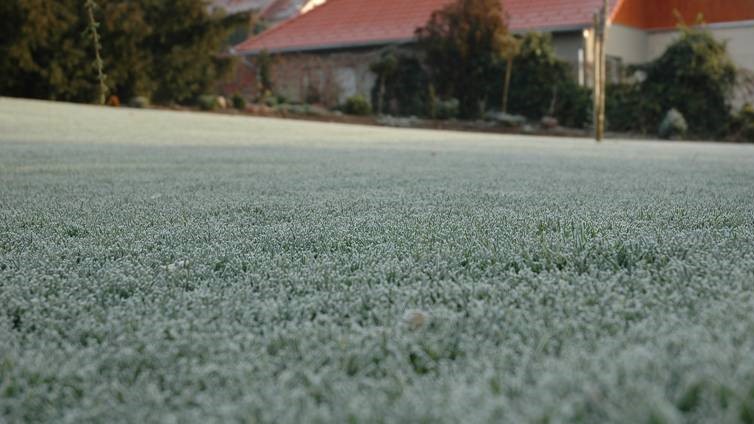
[223,47,385,107]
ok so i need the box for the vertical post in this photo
[503,57,513,113]
[599,0,608,141]
[593,13,600,141]
[594,0,608,142]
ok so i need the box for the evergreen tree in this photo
[416,0,509,119]
[0,0,243,104]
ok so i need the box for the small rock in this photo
[216,96,228,110]
[658,108,688,140]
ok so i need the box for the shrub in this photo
[729,103,754,142]
[503,33,566,119]
[342,95,372,116]
[642,26,736,138]
[231,94,246,110]
[197,95,218,111]
[658,109,688,139]
[128,96,150,108]
[370,52,399,115]
[608,25,738,138]
[496,33,592,129]
[435,98,460,120]
[370,52,430,117]
[256,50,274,94]
[260,91,277,107]
[606,83,650,133]
[554,82,592,129]
[607,26,738,139]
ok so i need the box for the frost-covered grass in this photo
[1,98,754,423]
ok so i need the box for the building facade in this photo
[227,0,754,107]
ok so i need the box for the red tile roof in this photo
[612,0,754,30]
[234,0,621,54]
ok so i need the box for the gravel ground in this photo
[1,98,754,423]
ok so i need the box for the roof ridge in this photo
[235,0,339,53]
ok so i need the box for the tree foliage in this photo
[370,51,430,117]
[607,25,738,138]
[643,26,736,137]
[0,0,92,101]
[490,33,591,128]
[416,0,509,119]
[0,0,243,104]
[504,33,570,118]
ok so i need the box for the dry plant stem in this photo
[85,0,107,105]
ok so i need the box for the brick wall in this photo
[223,47,389,107]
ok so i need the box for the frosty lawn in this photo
[1,98,754,423]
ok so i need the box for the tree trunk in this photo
[378,77,386,115]
[503,57,513,114]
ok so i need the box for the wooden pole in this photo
[594,0,608,142]
[593,12,600,141]
[599,0,608,141]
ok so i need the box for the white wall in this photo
[605,24,649,65]
[647,21,754,71]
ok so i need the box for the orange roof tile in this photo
[235,0,621,54]
[613,0,754,30]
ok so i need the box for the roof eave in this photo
[511,22,592,33]
[233,22,594,56]
[234,37,414,56]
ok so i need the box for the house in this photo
[227,0,754,106]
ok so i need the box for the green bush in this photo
[643,27,736,138]
[729,103,754,142]
[504,33,566,119]
[231,94,246,111]
[128,96,150,109]
[197,95,218,111]
[605,83,649,133]
[497,33,591,128]
[554,82,592,129]
[435,98,460,120]
[370,52,430,117]
[608,26,737,138]
[262,93,278,107]
[342,95,372,116]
